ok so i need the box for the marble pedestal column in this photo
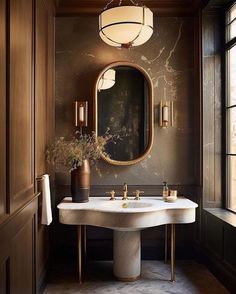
[113,230,141,281]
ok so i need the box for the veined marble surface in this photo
[58,197,197,213]
[44,260,229,294]
[55,17,195,186]
[57,197,198,230]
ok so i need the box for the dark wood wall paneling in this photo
[201,3,236,292]
[9,0,35,213]
[202,210,236,291]
[0,0,7,221]
[0,0,55,293]
[192,9,203,246]
[0,0,36,292]
[0,197,38,294]
[35,0,55,291]
[202,10,222,209]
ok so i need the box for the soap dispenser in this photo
[162,181,169,200]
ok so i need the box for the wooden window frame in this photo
[224,1,236,214]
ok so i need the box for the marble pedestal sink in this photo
[58,197,198,282]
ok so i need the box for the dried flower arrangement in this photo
[46,131,116,172]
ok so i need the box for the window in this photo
[226,2,236,213]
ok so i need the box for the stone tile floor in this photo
[44,260,229,294]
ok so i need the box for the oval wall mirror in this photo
[94,62,154,165]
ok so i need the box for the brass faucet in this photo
[122,183,129,200]
[106,190,116,200]
[133,190,144,200]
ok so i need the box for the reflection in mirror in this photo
[95,62,153,165]
[98,69,116,91]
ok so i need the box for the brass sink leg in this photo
[164,224,168,264]
[83,225,87,261]
[171,224,176,282]
[78,225,82,284]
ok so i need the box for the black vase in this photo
[71,160,90,203]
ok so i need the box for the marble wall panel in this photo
[55,16,195,186]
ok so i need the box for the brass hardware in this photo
[83,225,87,262]
[171,224,176,282]
[133,190,144,200]
[77,225,87,284]
[36,174,50,181]
[122,191,129,200]
[106,190,116,200]
[164,224,176,281]
[164,224,168,264]
[77,225,82,284]
[122,183,129,200]
[159,101,174,128]
[74,101,88,127]
[122,202,128,208]
[94,61,154,166]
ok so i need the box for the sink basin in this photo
[58,196,198,281]
[122,201,153,209]
[104,200,154,209]
[58,197,197,229]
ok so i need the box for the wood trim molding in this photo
[0,0,7,219]
[0,193,39,228]
[43,0,56,15]
[0,196,38,294]
[9,0,35,213]
[55,0,208,16]
[194,10,202,187]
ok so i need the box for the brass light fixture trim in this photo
[99,0,153,48]
[159,100,174,128]
[74,101,88,127]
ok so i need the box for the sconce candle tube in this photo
[74,101,88,127]
[162,105,169,122]
[159,100,174,128]
[79,106,84,122]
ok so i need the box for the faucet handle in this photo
[106,190,116,200]
[122,190,129,200]
[133,190,144,200]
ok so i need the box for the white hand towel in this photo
[41,174,52,225]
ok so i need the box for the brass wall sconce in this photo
[74,101,88,128]
[159,101,174,128]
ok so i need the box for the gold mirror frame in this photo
[94,61,154,166]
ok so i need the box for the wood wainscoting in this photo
[0,0,55,293]
[0,196,38,293]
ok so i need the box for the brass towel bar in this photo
[36,175,50,181]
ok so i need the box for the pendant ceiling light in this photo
[99,0,153,48]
